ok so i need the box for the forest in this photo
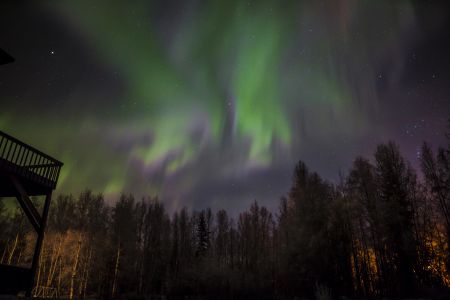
[0,135,449,299]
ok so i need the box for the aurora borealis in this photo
[1,1,449,213]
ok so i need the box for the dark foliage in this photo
[1,136,450,299]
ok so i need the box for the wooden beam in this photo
[26,192,52,297]
[9,175,41,232]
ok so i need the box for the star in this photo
[50,50,55,55]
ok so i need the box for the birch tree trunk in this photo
[7,233,19,264]
[57,258,62,297]
[47,234,63,287]
[0,240,8,264]
[69,234,82,300]
[81,246,92,299]
[111,243,121,298]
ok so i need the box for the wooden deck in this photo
[0,130,63,196]
[0,130,63,296]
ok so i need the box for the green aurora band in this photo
[1,0,419,211]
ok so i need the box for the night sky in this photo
[1,1,449,214]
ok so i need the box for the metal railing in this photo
[0,130,63,189]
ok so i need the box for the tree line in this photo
[0,133,449,299]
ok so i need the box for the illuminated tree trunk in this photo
[57,258,62,297]
[7,233,19,264]
[112,243,121,297]
[70,235,82,300]
[17,247,22,265]
[81,246,92,298]
[1,239,8,263]
[47,235,63,287]
[34,244,42,295]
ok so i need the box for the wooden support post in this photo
[9,175,53,297]
[26,192,52,297]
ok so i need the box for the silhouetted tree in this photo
[375,142,419,296]
[2,133,450,299]
[196,210,210,258]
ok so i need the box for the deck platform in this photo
[0,130,63,296]
[0,130,62,196]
